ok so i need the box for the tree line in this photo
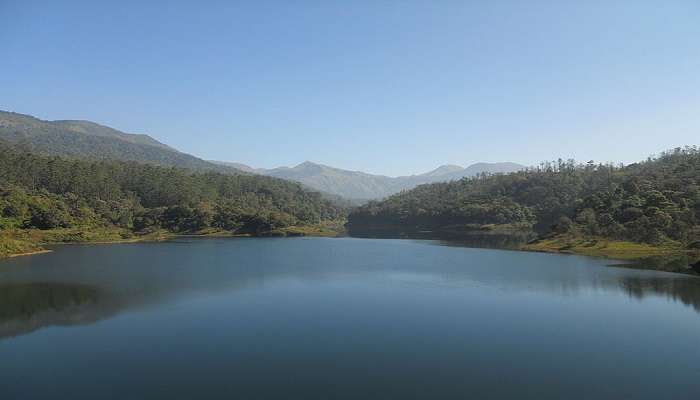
[0,142,346,235]
[348,147,700,248]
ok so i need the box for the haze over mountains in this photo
[214,161,524,200]
[0,110,523,200]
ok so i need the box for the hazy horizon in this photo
[2,1,699,176]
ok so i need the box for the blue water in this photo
[1,237,699,399]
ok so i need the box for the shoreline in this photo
[521,234,692,259]
[0,225,343,260]
[2,229,698,275]
[6,249,53,258]
[521,235,699,275]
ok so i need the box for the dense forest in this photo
[349,147,700,249]
[0,141,345,236]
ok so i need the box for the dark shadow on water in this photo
[0,282,116,339]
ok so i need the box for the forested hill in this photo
[348,147,700,249]
[0,141,345,236]
[0,111,243,175]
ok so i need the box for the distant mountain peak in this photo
[214,159,525,200]
[421,164,465,177]
[296,161,320,168]
[463,162,525,174]
[293,161,325,173]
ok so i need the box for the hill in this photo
[0,140,347,257]
[219,161,525,200]
[348,148,700,255]
[0,111,243,175]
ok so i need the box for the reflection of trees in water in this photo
[617,276,700,312]
[2,239,699,341]
[0,268,274,340]
[436,233,535,250]
[0,283,99,320]
[347,228,536,250]
[0,283,115,339]
[614,254,700,275]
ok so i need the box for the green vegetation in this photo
[349,147,700,263]
[0,110,244,174]
[523,235,685,259]
[0,141,346,257]
[273,220,346,237]
[0,230,45,258]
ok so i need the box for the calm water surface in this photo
[1,237,699,399]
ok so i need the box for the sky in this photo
[2,1,699,176]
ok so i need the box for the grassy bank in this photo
[523,234,684,259]
[0,231,45,258]
[0,222,346,259]
[269,220,346,237]
[0,227,172,259]
[523,234,700,274]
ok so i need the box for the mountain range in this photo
[212,161,525,200]
[0,110,524,200]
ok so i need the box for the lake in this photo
[1,237,699,399]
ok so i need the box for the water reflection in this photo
[0,282,109,339]
[618,275,700,312]
[0,238,699,341]
[612,254,700,275]
[346,227,536,249]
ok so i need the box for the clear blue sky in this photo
[2,1,699,176]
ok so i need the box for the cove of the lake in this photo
[1,237,699,399]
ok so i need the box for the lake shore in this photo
[346,225,700,275]
[522,234,685,259]
[3,227,698,275]
[6,249,54,258]
[0,223,345,260]
[522,234,700,275]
